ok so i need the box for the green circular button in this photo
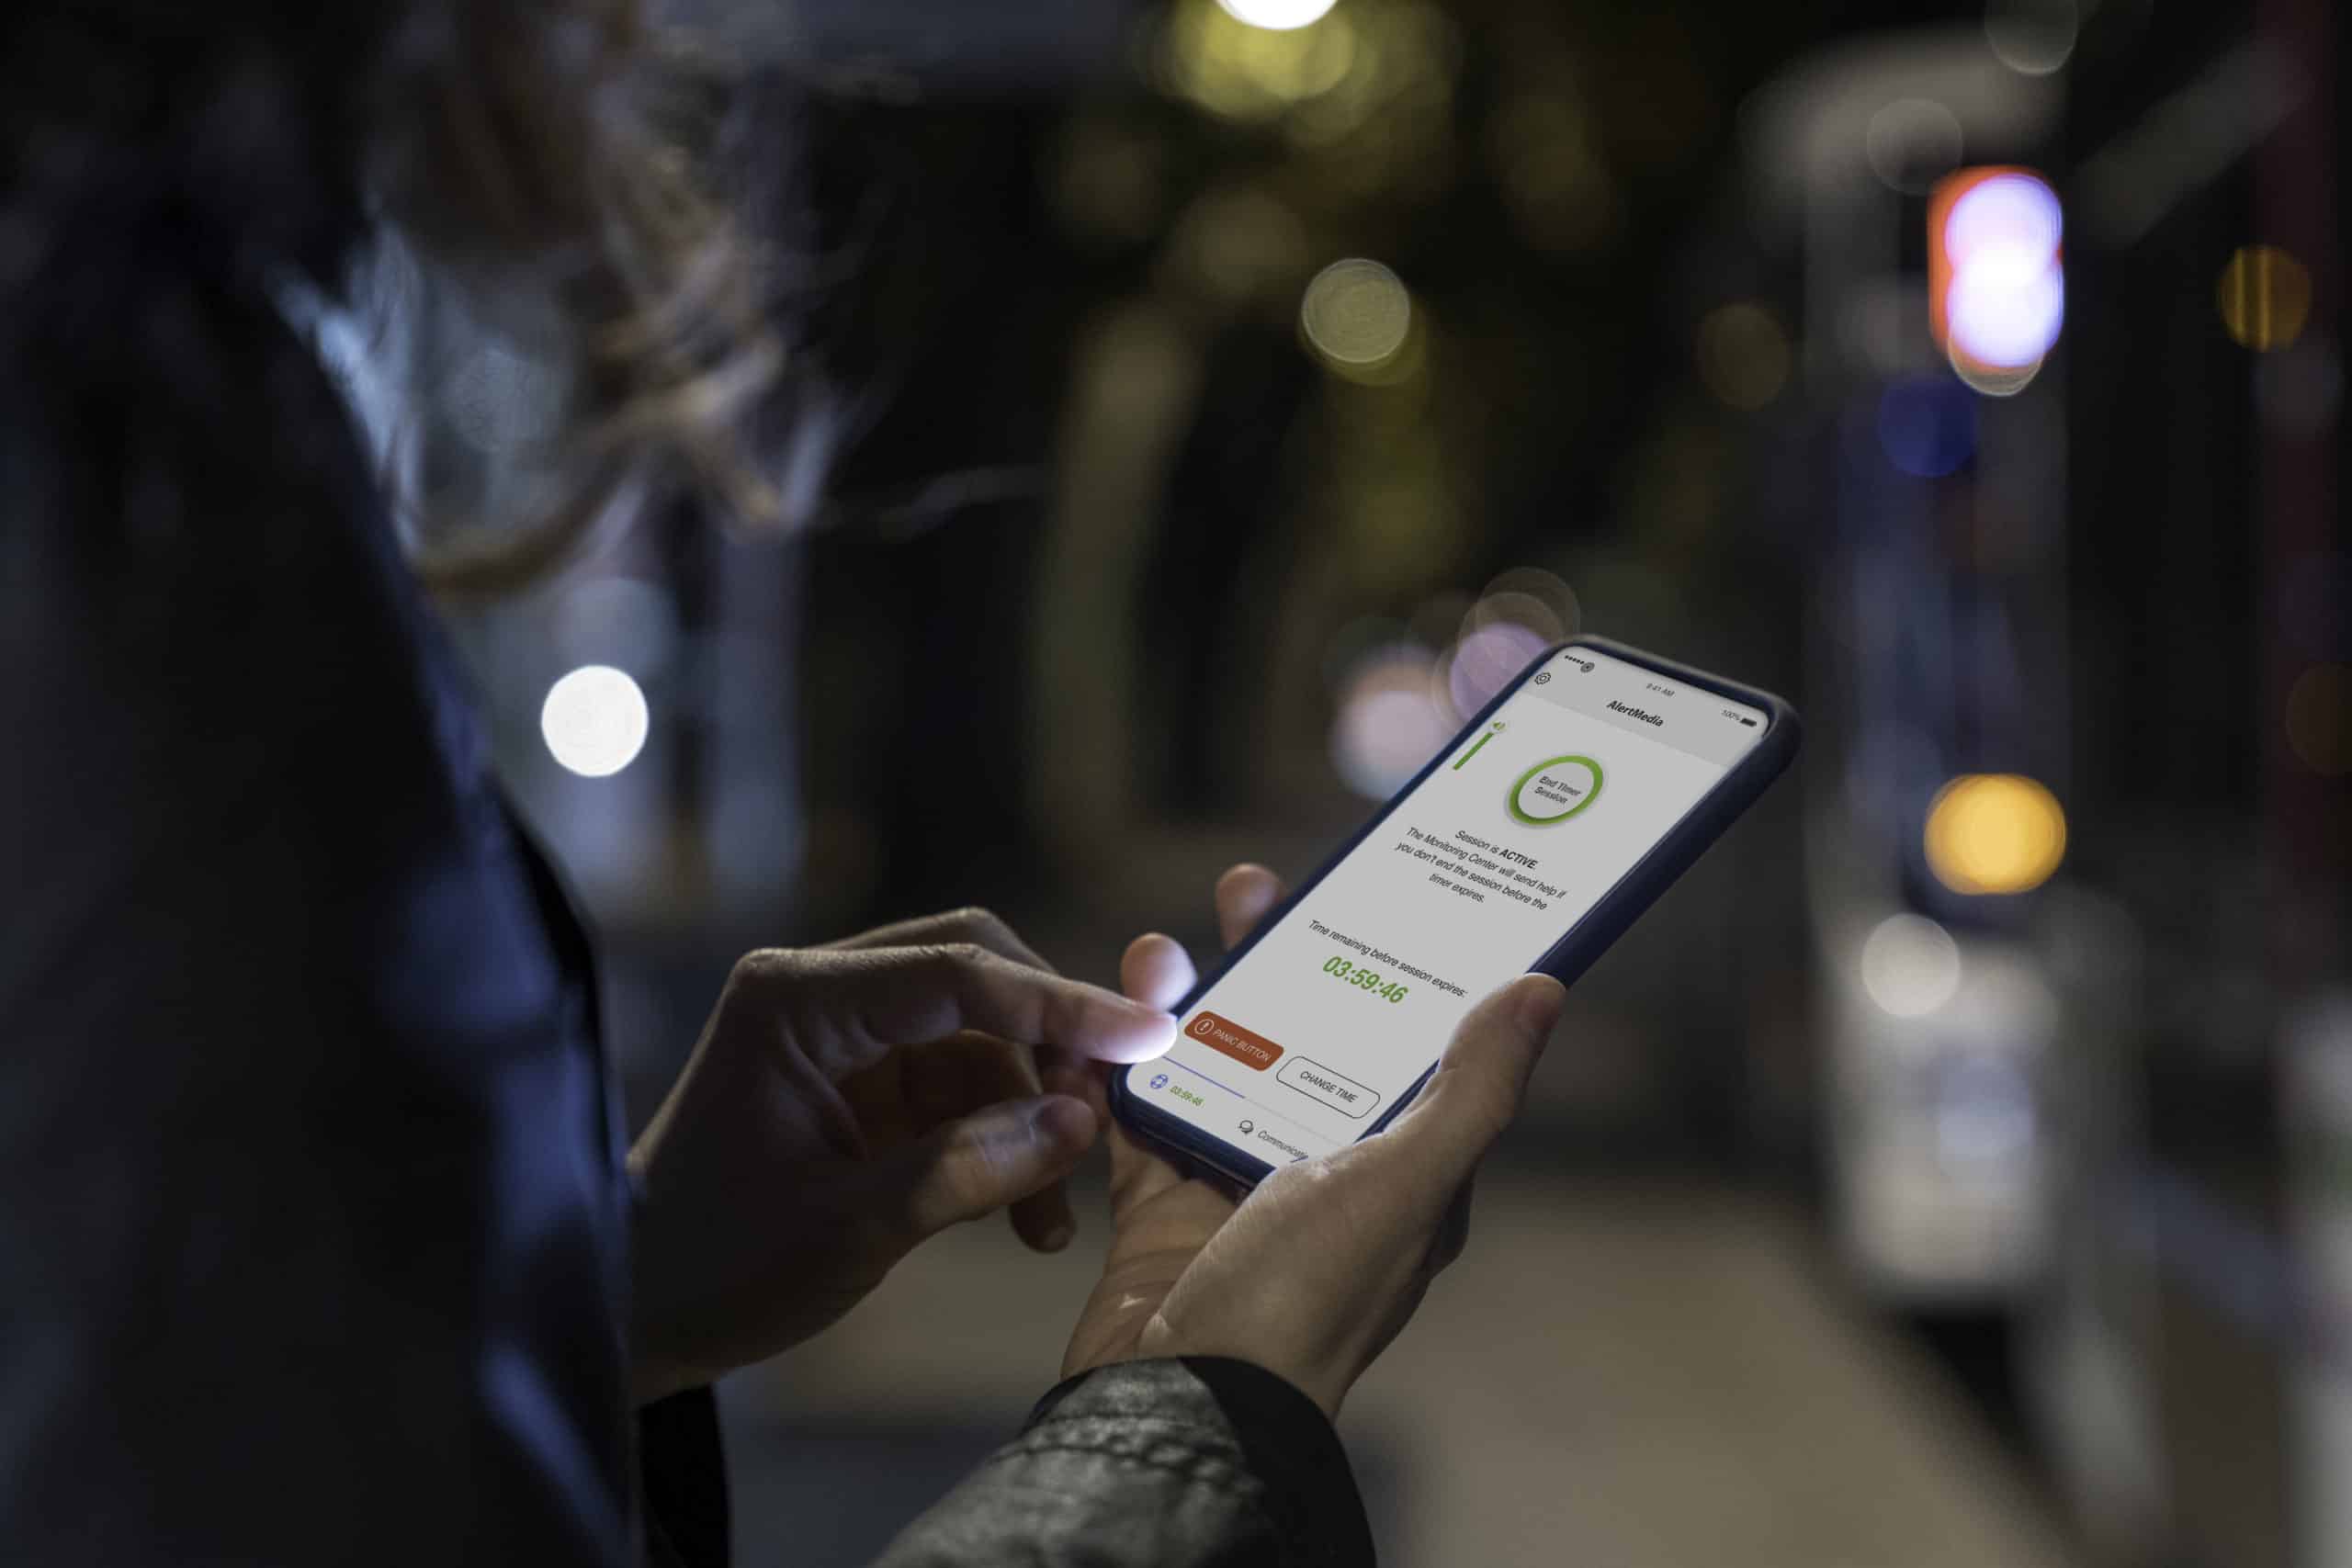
[1509,755,1603,825]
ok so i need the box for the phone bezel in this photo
[1107,634,1803,1190]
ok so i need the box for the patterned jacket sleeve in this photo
[870,1359,1375,1568]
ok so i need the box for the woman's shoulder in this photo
[5,234,388,588]
[1,229,487,804]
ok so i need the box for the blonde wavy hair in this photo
[3,0,781,593]
[374,0,782,595]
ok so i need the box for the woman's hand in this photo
[1062,866,1565,1418]
[627,908,1175,1404]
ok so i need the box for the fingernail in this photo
[1040,1221,1075,1251]
[1032,1095,1097,1150]
[1512,976,1566,1035]
[1126,1010,1179,1057]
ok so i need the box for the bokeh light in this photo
[1943,175,2063,287]
[1950,356,2045,399]
[1949,251,2064,368]
[1444,619,1551,718]
[541,665,650,779]
[1984,0,2078,75]
[1430,573,1579,720]
[1477,567,1580,637]
[1877,376,1978,477]
[1216,0,1338,29]
[1299,258,1414,377]
[1930,170,2063,392]
[2285,664,2352,776]
[1237,0,1460,156]
[1944,176,2064,365]
[2217,244,2312,352]
[1864,98,1963,197]
[1331,646,1453,798]
[1159,0,1358,121]
[1464,588,1567,645]
[1164,183,1311,310]
[1696,302,1792,411]
[1860,912,1962,1018]
[1924,773,2067,896]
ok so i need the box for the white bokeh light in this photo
[1984,0,2078,76]
[541,665,650,778]
[1216,0,1340,30]
[1859,913,1963,1019]
[1330,648,1451,799]
[1943,172,2061,260]
[1445,620,1550,719]
[1950,246,2065,366]
[1942,174,2064,370]
[1299,258,1411,372]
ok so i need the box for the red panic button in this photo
[1185,1011,1283,1072]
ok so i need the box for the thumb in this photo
[868,1094,1099,1242]
[1390,974,1566,1176]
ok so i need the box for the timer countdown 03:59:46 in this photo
[1321,953,1410,1003]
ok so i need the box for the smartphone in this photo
[1111,636,1799,1187]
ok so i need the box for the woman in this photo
[0,3,1566,1562]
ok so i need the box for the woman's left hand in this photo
[625,908,1175,1404]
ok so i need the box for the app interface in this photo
[1129,647,1767,1168]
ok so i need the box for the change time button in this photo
[1277,1056,1380,1120]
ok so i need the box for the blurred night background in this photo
[406,0,2345,1562]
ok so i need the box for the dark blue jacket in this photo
[0,261,1369,1566]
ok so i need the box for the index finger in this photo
[820,906,1053,972]
[1214,864,1285,950]
[731,944,1178,1083]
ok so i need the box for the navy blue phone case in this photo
[1107,635,1802,1191]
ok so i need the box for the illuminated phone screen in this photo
[1125,646,1768,1168]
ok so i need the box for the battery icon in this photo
[1737,716,1758,727]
